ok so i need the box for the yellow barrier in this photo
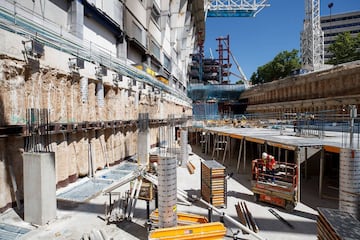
[148,222,226,240]
[150,209,208,226]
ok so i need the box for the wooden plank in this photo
[245,137,265,144]
[323,145,340,153]
[266,141,296,151]
[230,134,244,140]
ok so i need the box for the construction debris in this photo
[268,208,294,229]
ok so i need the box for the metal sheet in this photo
[157,156,177,228]
[57,178,113,202]
[0,223,30,240]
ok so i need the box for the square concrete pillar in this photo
[23,152,56,225]
[138,130,150,165]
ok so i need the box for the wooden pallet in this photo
[201,160,226,207]
[317,208,360,240]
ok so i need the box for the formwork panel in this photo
[201,160,227,208]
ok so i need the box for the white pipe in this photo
[129,178,143,219]
[177,189,266,240]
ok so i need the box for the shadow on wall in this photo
[0,73,27,213]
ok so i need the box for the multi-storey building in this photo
[0,0,204,212]
[321,10,360,62]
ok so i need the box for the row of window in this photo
[324,29,360,39]
[322,21,360,31]
[321,13,360,23]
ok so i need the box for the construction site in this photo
[0,0,360,240]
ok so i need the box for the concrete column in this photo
[180,129,188,167]
[68,0,84,39]
[138,130,150,165]
[138,113,149,165]
[23,152,56,225]
[339,148,360,219]
[319,148,324,198]
[243,139,247,171]
[296,148,301,202]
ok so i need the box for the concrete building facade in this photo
[0,0,204,212]
[321,11,360,62]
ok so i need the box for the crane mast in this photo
[301,0,324,71]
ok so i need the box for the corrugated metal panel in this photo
[0,223,30,240]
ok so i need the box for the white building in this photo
[321,10,360,62]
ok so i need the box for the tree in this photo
[327,32,360,64]
[250,49,301,85]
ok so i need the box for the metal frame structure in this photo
[206,0,269,17]
[301,0,324,71]
[216,35,230,84]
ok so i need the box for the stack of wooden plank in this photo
[317,208,360,240]
[235,201,259,233]
[201,160,226,207]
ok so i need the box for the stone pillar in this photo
[23,152,56,225]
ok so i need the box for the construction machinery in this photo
[251,159,298,211]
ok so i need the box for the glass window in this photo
[164,54,171,71]
[151,4,160,25]
[150,40,160,60]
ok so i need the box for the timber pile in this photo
[201,160,226,207]
[235,201,259,233]
[317,208,360,240]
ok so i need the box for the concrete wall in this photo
[241,62,360,113]
[0,54,190,211]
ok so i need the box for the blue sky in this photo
[204,0,360,82]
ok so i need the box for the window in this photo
[132,22,142,42]
[150,40,160,60]
[164,54,171,71]
[151,4,160,26]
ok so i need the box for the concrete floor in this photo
[0,144,338,240]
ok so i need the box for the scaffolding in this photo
[216,35,231,84]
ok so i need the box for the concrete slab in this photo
[198,125,356,149]
[0,149,337,240]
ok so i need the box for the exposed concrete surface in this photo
[0,148,337,240]
[23,152,56,226]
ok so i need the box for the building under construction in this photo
[189,35,248,120]
[0,1,360,240]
